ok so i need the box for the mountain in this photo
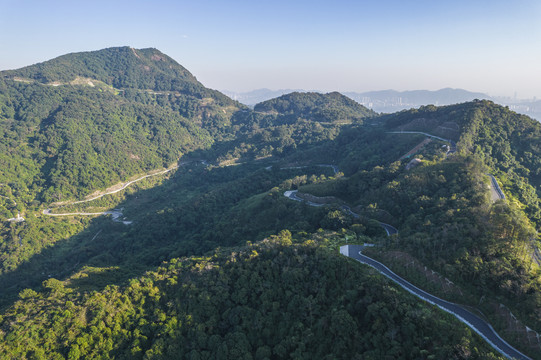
[3,46,230,102]
[226,87,541,121]
[221,88,306,106]
[0,48,540,359]
[221,88,489,109]
[384,100,541,190]
[344,88,491,112]
[253,91,376,124]
[0,47,242,205]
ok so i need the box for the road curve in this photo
[283,173,530,359]
[378,222,398,235]
[387,131,457,154]
[41,164,187,224]
[284,190,325,207]
[72,165,180,204]
[285,192,398,236]
[343,245,530,360]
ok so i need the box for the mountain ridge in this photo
[224,87,541,121]
[2,47,195,89]
[0,47,540,359]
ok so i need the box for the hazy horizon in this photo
[220,87,537,101]
[1,0,539,99]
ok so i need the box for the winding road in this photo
[71,165,179,204]
[284,191,398,235]
[283,169,531,359]
[42,208,132,225]
[343,244,530,360]
[387,131,457,154]
[41,164,182,224]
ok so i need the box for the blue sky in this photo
[1,0,540,98]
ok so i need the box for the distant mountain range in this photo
[223,88,541,121]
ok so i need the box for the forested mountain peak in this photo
[253,91,376,124]
[384,99,539,141]
[0,47,242,206]
[1,46,221,97]
[384,99,541,224]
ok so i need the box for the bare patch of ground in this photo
[489,180,501,202]
[492,303,541,354]
[131,47,141,59]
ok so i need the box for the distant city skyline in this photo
[0,0,539,99]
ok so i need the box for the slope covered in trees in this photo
[0,235,503,360]
[383,100,541,227]
[0,49,380,211]
[0,47,244,209]
[2,47,232,102]
[298,154,540,334]
[253,91,376,125]
[0,48,540,359]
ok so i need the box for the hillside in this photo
[2,47,231,102]
[0,235,503,360]
[253,91,376,124]
[383,100,541,227]
[0,47,243,209]
[0,48,540,359]
[203,92,376,165]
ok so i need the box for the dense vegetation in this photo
[0,49,377,212]
[253,91,376,125]
[0,48,540,359]
[0,235,503,360]
[299,155,540,332]
[2,47,232,102]
[384,100,541,227]
[0,49,242,208]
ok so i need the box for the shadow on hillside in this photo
[0,136,341,310]
[0,123,426,310]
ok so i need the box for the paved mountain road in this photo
[283,166,531,359]
[284,190,325,207]
[71,165,180,204]
[344,245,530,360]
[387,131,457,154]
[42,208,132,225]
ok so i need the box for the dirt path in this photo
[71,165,180,205]
[43,164,183,224]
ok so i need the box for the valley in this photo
[0,47,540,359]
